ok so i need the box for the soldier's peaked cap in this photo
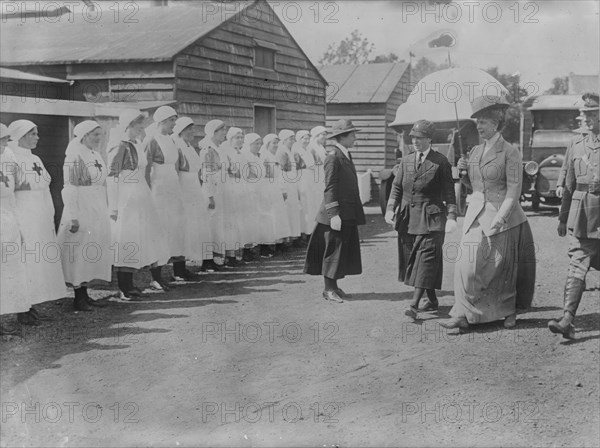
[580,92,599,112]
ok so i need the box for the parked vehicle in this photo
[521,95,584,210]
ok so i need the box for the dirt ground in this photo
[1,204,599,447]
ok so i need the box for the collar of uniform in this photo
[416,147,431,161]
[335,142,350,159]
[8,144,32,156]
[483,132,501,153]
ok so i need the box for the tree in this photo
[319,30,374,65]
[411,56,447,83]
[371,52,400,63]
[545,76,569,95]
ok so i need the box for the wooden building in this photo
[1,0,327,140]
[319,62,411,196]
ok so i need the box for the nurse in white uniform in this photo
[276,129,302,242]
[57,120,112,311]
[144,106,186,288]
[7,120,66,325]
[0,123,28,334]
[107,109,166,300]
[172,116,213,276]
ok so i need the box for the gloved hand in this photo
[330,215,342,231]
[385,210,395,225]
[490,215,505,231]
[457,156,468,171]
[556,186,564,198]
[445,219,457,233]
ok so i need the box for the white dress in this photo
[9,145,66,306]
[57,142,112,286]
[244,150,276,244]
[276,145,302,238]
[294,143,321,233]
[175,136,213,261]
[107,139,168,269]
[0,150,29,314]
[218,142,244,251]
[146,134,186,260]
[200,144,228,254]
[261,150,292,242]
[229,147,261,246]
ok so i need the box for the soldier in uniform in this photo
[549,92,600,339]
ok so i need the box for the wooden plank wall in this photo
[385,68,411,168]
[326,102,387,179]
[174,10,326,136]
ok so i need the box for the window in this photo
[254,105,276,136]
[253,39,278,71]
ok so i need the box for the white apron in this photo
[0,151,29,314]
[261,151,293,242]
[108,140,168,269]
[57,143,112,286]
[201,146,228,254]
[9,145,66,306]
[147,134,186,259]
[176,138,213,261]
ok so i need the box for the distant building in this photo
[319,62,411,197]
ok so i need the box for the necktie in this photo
[417,152,424,170]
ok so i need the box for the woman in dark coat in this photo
[385,120,457,320]
[304,119,366,303]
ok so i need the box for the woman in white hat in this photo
[219,126,247,266]
[172,117,213,273]
[276,129,302,242]
[7,119,66,324]
[241,133,276,254]
[293,129,322,237]
[0,123,28,334]
[144,105,186,287]
[107,109,167,299]
[57,120,112,311]
[440,96,536,330]
[198,119,227,270]
[260,133,292,254]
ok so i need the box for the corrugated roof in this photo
[319,62,409,104]
[0,67,72,83]
[528,95,584,111]
[0,2,256,65]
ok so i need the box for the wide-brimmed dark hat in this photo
[327,119,360,139]
[409,120,436,139]
[580,92,599,112]
[470,95,510,119]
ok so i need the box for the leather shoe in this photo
[418,299,439,312]
[404,305,418,321]
[28,307,51,321]
[0,322,21,336]
[439,317,469,329]
[548,318,576,340]
[17,312,40,326]
[322,290,343,303]
[335,288,352,299]
[503,313,517,329]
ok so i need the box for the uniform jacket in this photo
[559,132,600,239]
[386,148,456,235]
[315,143,366,226]
[461,135,527,236]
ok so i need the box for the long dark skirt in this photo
[304,223,362,279]
[398,232,445,289]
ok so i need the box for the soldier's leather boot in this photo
[548,277,585,340]
[74,287,93,312]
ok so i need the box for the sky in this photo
[1,0,598,92]
[280,0,599,92]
